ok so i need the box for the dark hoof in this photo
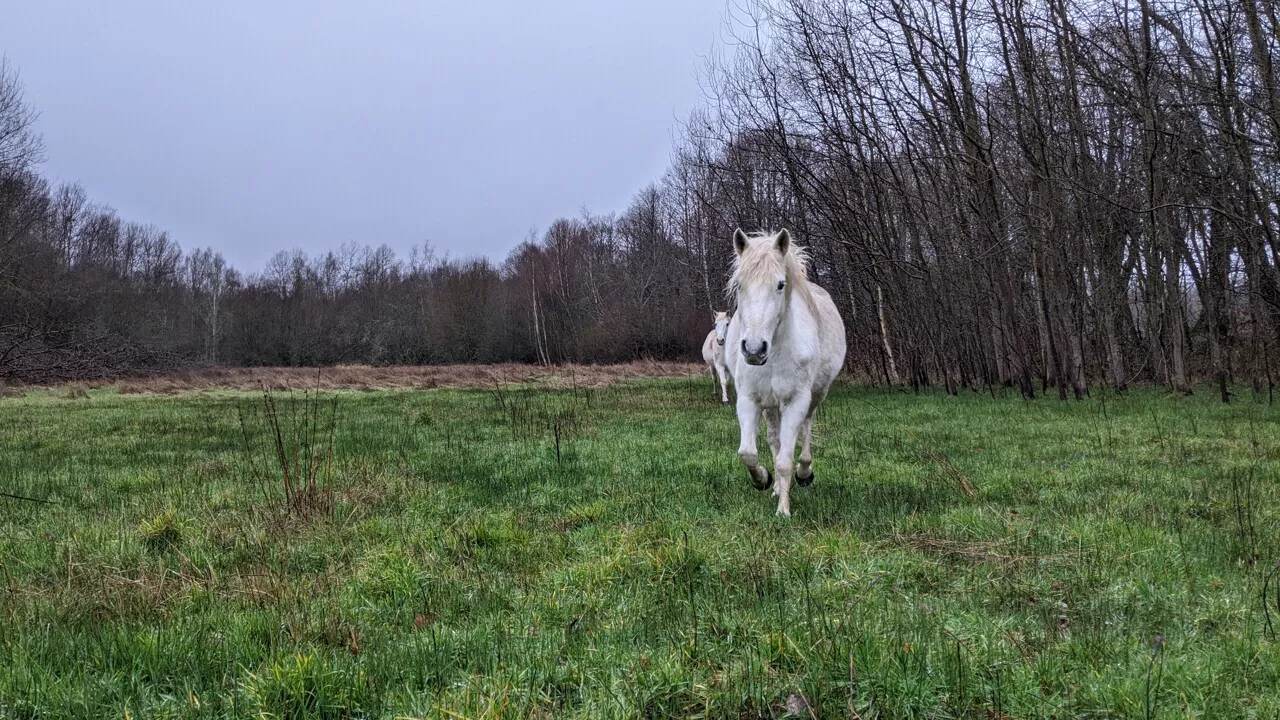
[753,468,774,491]
[796,471,814,487]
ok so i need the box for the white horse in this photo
[701,310,733,403]
[725,229,846,516]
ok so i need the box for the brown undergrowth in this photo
[87,360,704,395]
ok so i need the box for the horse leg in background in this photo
[736,397,772,490]
[715,362,731,404]
[765,408,781,458]
[772,395,810,517]
[795,413,815,487]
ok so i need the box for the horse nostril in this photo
[741,339,749,355]
[760,341,768,356]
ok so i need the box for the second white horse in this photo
[702,310,732,403]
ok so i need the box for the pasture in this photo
[1,371,1278,718]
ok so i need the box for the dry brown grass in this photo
[887,533,1028,565]
[86,361,704,395]
[32,554,330,623]
[59,386,90,400]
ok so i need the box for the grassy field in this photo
[1,374,1278,718]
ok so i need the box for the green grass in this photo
[1,377,1279,718]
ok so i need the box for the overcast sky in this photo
[2,1,726,271]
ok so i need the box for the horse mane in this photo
[727,231,818,314]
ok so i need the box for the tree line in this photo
[0,60,703,379]
[679,0,1280,401]
[3,0,1280,400]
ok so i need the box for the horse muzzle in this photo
[716,339,725,346]
[741,339,768,365]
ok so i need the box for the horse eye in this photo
[777,280,785,290]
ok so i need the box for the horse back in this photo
[807,283,847,388]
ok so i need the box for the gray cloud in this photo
[2,1,724,270]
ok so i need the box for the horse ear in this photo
[775,228,791,254]
[733,228,749,255]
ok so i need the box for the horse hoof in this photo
[796,471,814,487]
[753,469,774,491]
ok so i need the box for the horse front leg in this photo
[764,407,782,496]
[773,395,810,517]
[715,362,731,404]
[736,395,771,490]
[795,413,815,487]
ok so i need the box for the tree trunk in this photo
[875,282,901,386]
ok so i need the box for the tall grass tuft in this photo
[237,376,339,520]
[137,508,183,550]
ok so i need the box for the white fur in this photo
[725,229,846,517]
[701,311,732,403]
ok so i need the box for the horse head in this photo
[713,310,731,346]
[729,228,807,366]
